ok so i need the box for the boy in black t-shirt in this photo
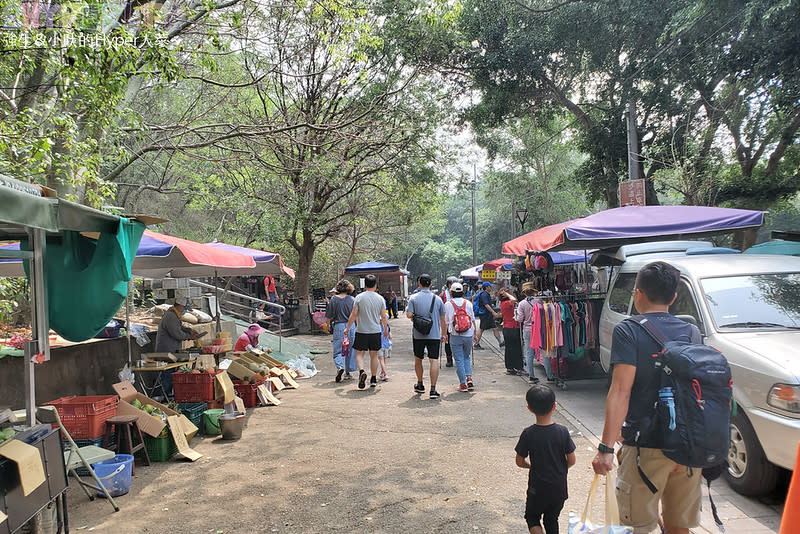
[515,385,576,534]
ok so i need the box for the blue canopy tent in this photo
[744,240,800,257]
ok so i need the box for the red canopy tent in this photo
[481,257,513,271]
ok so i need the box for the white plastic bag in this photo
[130,324,151,347]
[285,355,318,378]
[118,363,135,384]
[568,473,633,534]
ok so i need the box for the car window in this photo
[701,273,800,329]
[608,273,636,314]
[669,281,701,325]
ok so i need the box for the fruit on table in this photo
[0,427,16,443]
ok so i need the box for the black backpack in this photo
[628,315,732,528]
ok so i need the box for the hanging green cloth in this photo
[23,218,144,342]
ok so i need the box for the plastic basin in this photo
[91,454,134,497]
[219,413,245,440]
[202,409,225,436]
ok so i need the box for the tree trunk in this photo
[294,233,316,300]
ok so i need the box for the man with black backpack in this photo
[407,274,448,399]
[592,262,730,534]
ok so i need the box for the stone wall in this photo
[0,333,155,410]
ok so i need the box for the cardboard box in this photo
[214,371,235,404]
[224,360,257,381]
[112,381,198,441]
[0,439,45,496]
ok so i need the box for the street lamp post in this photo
[515,208,529,234]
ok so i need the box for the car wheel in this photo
[725,410,780,496]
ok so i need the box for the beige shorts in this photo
[616,446,702,533]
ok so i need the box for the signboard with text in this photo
[480,269,496,281]
[619,179,646,206]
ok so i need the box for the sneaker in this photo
[473,344,484,350]
[335,369,344,383]
[344,372,353,380]
[379,372,388,381]
[370,376,377,388]
[529,376,540,384]
[445,359,454,367]
[457,384,469,392]
[499,340,505,347]
[466,376,474,390]
[515,369,528,376]
[429,389,441,399]
[358,371,367,389]
[547,377,556,383]
[414,382,425,393]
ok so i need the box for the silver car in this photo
[598,248,800,496]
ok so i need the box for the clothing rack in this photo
[525,295,605,390]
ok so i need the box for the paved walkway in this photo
[65,317,784,533]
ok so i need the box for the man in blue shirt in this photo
[472,281,504,350]
[406,274,448,399]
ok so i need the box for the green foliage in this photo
[0,278,30,327]
[459,0,800,208]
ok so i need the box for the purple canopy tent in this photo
[503,205,764,254]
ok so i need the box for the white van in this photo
[597,242,800,496]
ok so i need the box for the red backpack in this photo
[452,301,472,333]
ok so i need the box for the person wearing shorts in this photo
[345,274,389,390]
[592,262,703,534]
[406,273,447,399]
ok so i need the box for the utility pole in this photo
[511,198,516,238]
[471,164,477,266]
[626,101,641,181]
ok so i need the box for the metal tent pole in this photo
[215,269,221,334]
[26,228,48,425]
[126,279,133,364]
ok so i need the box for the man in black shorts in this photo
[406,274,447,398]
[345,274,389,389]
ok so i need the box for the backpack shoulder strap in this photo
[428,294,436,315]
[628,315,668,348]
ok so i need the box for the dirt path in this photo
[67,318,603,533]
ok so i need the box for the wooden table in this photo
[131,359,196,400]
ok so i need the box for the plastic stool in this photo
[102,415,150,472]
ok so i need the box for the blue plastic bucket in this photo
[91,454,134,497]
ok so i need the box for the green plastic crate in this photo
[177,402,206,432]
[139,434,177,462]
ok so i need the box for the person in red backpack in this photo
[444,282,478,392]
[440,276,458,367]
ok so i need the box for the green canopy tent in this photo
[0,176,146,425]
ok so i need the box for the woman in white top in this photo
[444,282,478,392]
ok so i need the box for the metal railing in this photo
[189,279,286,352]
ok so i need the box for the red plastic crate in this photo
[43,395,118,439]
[233,380,264,408]
[173,370,221,402]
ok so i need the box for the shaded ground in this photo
[67,317,603,533]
